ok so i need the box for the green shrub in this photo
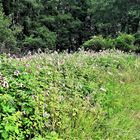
[82,33,139,52]
[134,32,140,52]
[82,35,114,51]
[114,33,136,52]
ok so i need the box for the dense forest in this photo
[0,0,140,53]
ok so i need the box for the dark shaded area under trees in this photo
[0,0,139,54]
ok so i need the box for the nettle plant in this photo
[0,54,103,139]
[0,57,46,139]
[0,51,139,139]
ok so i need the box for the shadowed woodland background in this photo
[0,0,140,53]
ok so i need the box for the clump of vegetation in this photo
[134,32,140,52]
[82,33,138,52]
[82,35,114,51]
[115,33,136,51]
[0,51,140,139]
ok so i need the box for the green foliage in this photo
[0,0,139,52]
[82,34,138,52]
[0,7,16,52]
[134,32,140,52]
[90,0,140,36]
[82,35,114,51]
[0,51,140,139]
[23,27,56,51]
[32,132,63,140]
[115,33,136,51]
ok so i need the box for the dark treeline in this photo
[0,0,140,53]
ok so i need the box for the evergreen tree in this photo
[0,5,16,53]
[0,0,139,53]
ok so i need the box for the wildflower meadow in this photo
[0,51,140,139]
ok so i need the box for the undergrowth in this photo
[0,50,140,140]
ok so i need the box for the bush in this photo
[82,33,138,52]
[114,33,136,52]
[134,32,140,52]
[82,35,114,51]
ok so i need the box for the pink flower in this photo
[14,70,20,76]
[25,64,30,67]
[2,81,9,88]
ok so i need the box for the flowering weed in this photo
[0,50,140,139]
